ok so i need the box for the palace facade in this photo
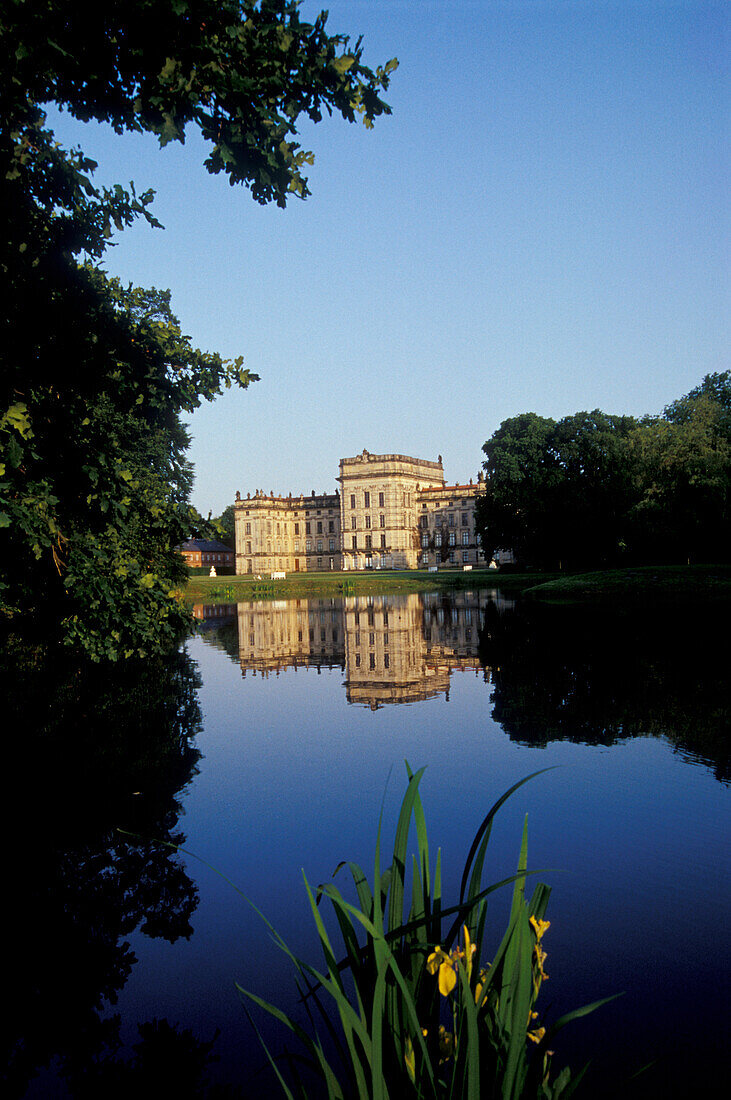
[234,449,487,574]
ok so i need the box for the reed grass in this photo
[237,766,618,1098]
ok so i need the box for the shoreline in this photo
[184,563,731,606]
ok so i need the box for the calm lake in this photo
[5,589,730,1098]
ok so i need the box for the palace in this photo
[234,449,487,574]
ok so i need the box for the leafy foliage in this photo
[0,0,397,657]
[475,374,731,570]
[0,641,204,1094]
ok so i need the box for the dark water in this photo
[3,591,729,1098]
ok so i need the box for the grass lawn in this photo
[525,563,731,602]
[183,568,558,604]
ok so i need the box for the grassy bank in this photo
[184,568,557,604]
[526,563,731,603]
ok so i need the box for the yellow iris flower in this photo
[426,926,477,997]
[529,916,550,941]
[426,945,458,996]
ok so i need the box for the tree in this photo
[474,413,559,567]
[475,375,731,570]
[1,1,397,657]
[212,503,236,547]
[627,373,731,561]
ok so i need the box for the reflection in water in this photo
[478,599,731,783]
[0,643,206,1097]
[195,591,515,708]
[195,591,730,777]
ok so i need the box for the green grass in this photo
[184,569,558,605]
[526,563,731,603]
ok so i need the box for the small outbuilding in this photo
[178,539,235,572]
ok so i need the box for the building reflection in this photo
[193,591,515,707]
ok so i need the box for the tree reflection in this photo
[0,641,204,1096]
[478,600,730,781]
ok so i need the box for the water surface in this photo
[5,590,729,1098]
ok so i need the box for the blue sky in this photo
[49,1,728,515]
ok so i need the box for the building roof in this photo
[178,539,233,553]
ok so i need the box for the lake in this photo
[4,589,729,1098]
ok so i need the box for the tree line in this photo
[474,372,731,570]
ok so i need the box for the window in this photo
[421,533,429,547]
[369,632,375,646]
[419,515,428,529]
[379,513,385,527]
[435,532,442,547]
[364,491,370,508]
[379,492,385,507]
[305,521,311,535]
[383,633,388,646]
[306,539,312,552]
[351,517,357,529]
[384,653,390,669]
[267,540,271,553]
[462,550,469,562]
[317,540,323,552]
[462,530,469,545]
[449,513,455,526]
[350,494,355,509]
[462,512,468,526]
[294,523,299,535]
[365,535,372,549]
[245,522,251,535]
[449,550,455,563]
[369,652,376,670]
[380,534,386,549]
[317,521,322,534]
[267,521,272,534]
[329,538,335,551]
[384,611,389,627]
[449,531,456,546]
[246,541,252,554]
[317,557,322,568]
[421,550,429,564]
[352,535,357,549]
[294,540,299,553]
[329,520,334,532]
[355,632,360,646]
[367,609,374,626]
[365,515,371,528]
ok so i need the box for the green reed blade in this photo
[546,993,624,1040]
[458,769,556,906]
[388,766,428,937]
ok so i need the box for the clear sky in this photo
[49,0,728,515]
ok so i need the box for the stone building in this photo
[234,449,487,574]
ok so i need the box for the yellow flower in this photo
[462,924,476,980]
[426,946,458,996]
[527,1026,546,1044]
[529,916,550,941]
[474,965,490,1005]
[534,943,549,981]
[404,1036,416,1083]
[438,1025,455,1062]
[426,927,476,997]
